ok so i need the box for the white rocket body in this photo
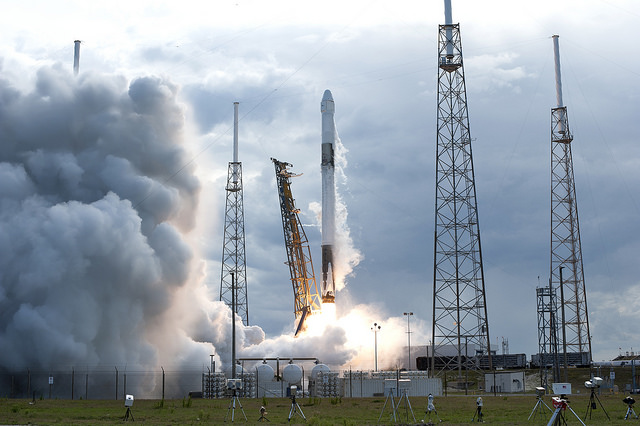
[321,89,336,303]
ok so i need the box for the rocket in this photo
[321,89,336,303]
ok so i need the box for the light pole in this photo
[372,322,381,371]
[404,312,413,370]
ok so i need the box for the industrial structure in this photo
[219,102,249,325]
[548,35,592,365]
[536,284,561,387]
[431,0,492,376]
[320,89,337,304]
[272,158,322,336]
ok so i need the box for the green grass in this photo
[0,392,636,425]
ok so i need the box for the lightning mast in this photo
[431,0,492,377]
[549,35,591,365]
[219,102,249,325]
[272,158,322,336]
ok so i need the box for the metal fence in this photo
[0,368,203,400]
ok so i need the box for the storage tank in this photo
[282,363,303,384]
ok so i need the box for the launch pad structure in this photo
[220,102,249,326]
[431,0,492,379]
[548,35,592,368]
[272,158,322,336]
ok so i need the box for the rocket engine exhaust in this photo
[321,89,336,304]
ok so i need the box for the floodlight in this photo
[124,394,134,407]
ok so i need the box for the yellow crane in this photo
[272,158,322,336]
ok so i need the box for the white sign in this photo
[610,371,615,380]
[48,376,54,385]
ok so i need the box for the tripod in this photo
[471,405,483,422]
[547,399,585,426]
[378,388,398,424]
[123,407,134,421]
[422,395,442,424]
[225,389,247,422]
[258,406,270,422]
[529,395,552,420]
[393,388,416,424]
[288,394,306,422]
[471,397,483,423]
[584,388,610,421]
[625,403,639,420]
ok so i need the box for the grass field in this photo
[0,392,636,425]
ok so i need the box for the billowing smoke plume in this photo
[0,63,211,374]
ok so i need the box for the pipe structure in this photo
[444,0,454,58]
[552,35,563,108]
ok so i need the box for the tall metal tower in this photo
[431,0,492,377]
[219,102,249,325]
[549,35,591,364]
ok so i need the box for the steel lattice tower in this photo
[549,35,591,364]
[431,1,491,377]
[219,102,249,325]
[536,284,560,388]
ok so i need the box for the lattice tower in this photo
[219,103,248,325]
[431,18,492,377]
[537,285,561,388]
[549,35,591,364]
[272,158,321,335]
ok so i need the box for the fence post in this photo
[85,372,88,400]
[115,367,118,400]
[71,367,74,400]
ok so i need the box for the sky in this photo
[0,0,639,383]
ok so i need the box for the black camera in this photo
[623,396,635,406]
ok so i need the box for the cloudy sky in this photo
[1,0,639,374]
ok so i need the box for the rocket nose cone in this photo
[321,89,335,113]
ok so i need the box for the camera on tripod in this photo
[623,396,635,406]
[584,376,603,389]
[227,378,243,390]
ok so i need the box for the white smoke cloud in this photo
[0,63,211,375]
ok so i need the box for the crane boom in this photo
[272,158,322,336]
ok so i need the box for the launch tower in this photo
[549,35,591,364]
[272,158,322,336]
[219,102,249,325]
[431,0,492,377]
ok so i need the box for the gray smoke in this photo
[0,63,203,374]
